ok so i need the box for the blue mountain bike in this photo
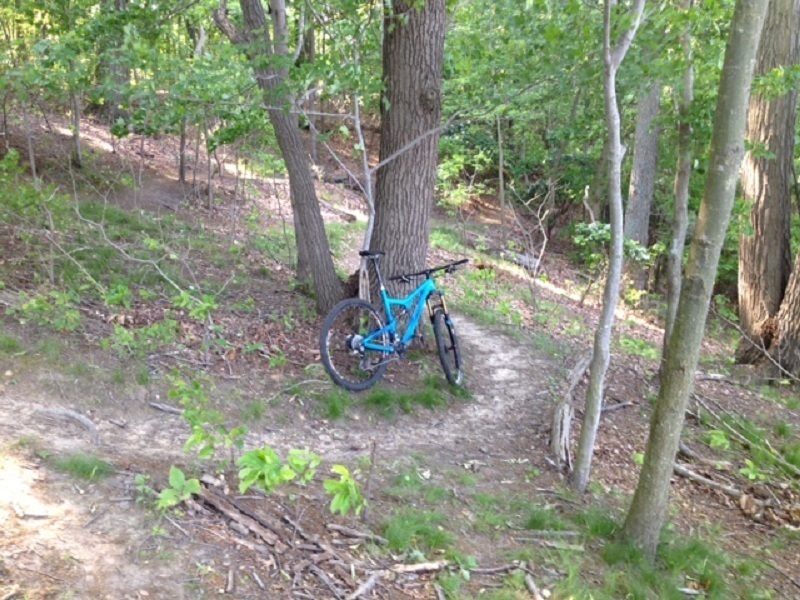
[320,250,468,391]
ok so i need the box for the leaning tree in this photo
[622,0,768,559]
[214,0,344,314]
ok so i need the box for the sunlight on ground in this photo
[0,449,66,526]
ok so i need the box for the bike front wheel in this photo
[432,307,463,385]
[319,298,390,392]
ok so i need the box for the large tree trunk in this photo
[663,0,695,351]
[371,0,446,287]
[622,0,767,560]
[214,0,343,314]
[736,0,800,364]
[770,250,800,375]
[624,81,661,289]
[571,0,645,494]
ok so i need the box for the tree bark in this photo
[214,0,343,314]
[623,0,767,560]
[571,0,645,494]
[624,81,661,289]
[770,250,800,375]
[736,0,800,364]
[371,0,447,289]
[663,0,695,351]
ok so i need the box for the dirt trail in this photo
[0,313,562,599]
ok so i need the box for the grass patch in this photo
[382,508,452,554]
[362,383,448,417]
[242,400,266,422]
[0,333,22,354]
[52,453,115,480]
[524,505,570,531]
[315,388,352,419]
[570,506,619,538]
[37,338,66,362]
[619,335,660,360]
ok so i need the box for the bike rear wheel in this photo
[319,298,390,391]
[432,307,463,385]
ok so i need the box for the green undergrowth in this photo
[370,472,769,600]
[52,453,115,480]
[313,375,469,420]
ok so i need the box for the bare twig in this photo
[308,564,344,600]
[390,561,449,574]
[149,402,184,416]
[325,523,387,545]
[345,572,380,600]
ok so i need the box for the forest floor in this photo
[0,117,799,599]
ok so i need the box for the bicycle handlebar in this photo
[389,259,469,283]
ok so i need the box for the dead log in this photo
[550,351,592,471]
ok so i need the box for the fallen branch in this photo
[538,541,584,551]
[345,572,380,600]
[673,463,761,504]
[38,408,99,445]
[524,573,545,600]
[390,560,449,574]
[601,401,633,414]
[326,523,388,546]
[149,402,183,416]
[197,488,283,550]
[308,564,344,600]
[693,394,800,479]
[678,442,731,470]
[514,530,582,541]
[469,564,518,575]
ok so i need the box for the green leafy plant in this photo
[739,459,767,481]
[169,374,247,463]
[135,473,156,504]
[287,448,321,485]
[157,466,201,511]
[237,446,297,494]
[704,429,731,451]
[12,290,82,332]
[324,465,366,517]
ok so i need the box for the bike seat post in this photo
[371,255,388,292]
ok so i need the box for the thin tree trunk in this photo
[22,103,39,189]
[179,118,187,184]
[663,0,695,349]
[623,0,767,560]
[71,90,83,169]
[735,0,800,363]
[571,0,645,494]
[587,137,609,222]
[214,0,343,313]
[625,81,661,290]
[498,114,506,241]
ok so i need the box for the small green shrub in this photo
[157,466,201,511]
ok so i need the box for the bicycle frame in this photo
[362,279,441,353]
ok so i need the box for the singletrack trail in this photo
[0,314,562,599]
[253,313,561,490]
